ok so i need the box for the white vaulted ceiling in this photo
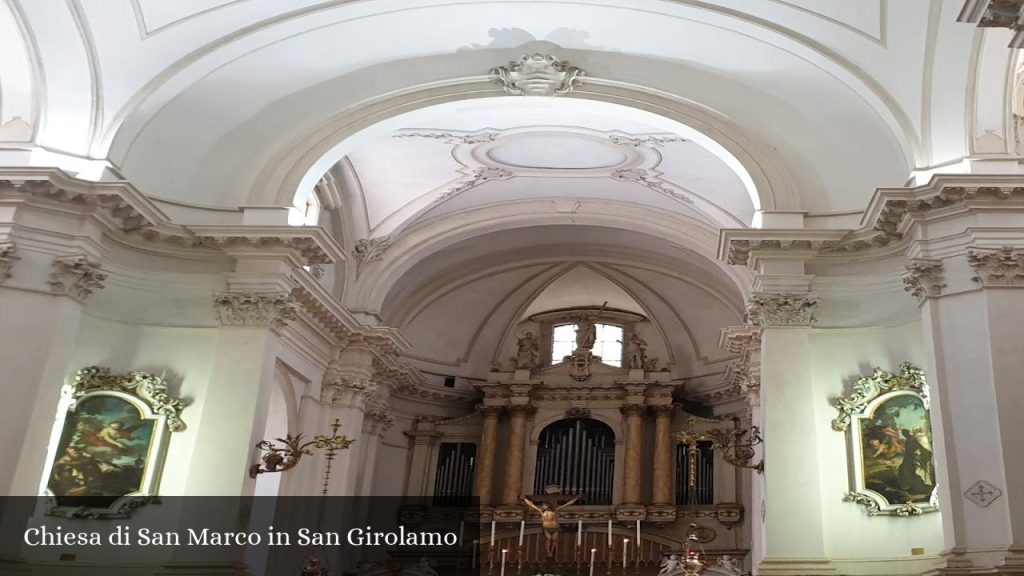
[0,0,1002,389]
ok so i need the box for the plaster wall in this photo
[808,322,944,571]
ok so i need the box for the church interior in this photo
[1,1,1023,575]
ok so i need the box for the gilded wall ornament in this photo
[44,366,187,518]
[490,53,585,96]
[832,362,938,516]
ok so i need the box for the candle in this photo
[623,539,629,569]
[607,520,612,547]
[501,548,508,576]
[519,520,525,546]
[636,520,640,547]
[577,520,582,546]
[589,548,596,576]
[490,521,496,545]
[459,521,464,545]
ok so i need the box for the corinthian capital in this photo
[49,255,107,300]
[968,246,1024,287]
[745,292,819,327]
[901,258,946,301]
[214,291,297,330]
[0,242,18,284]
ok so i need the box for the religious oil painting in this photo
[43,366,186,518]
[832,362,938,517]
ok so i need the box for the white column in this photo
[355,409,393,496]
[748,294,835,576]
[915,247,1024,574]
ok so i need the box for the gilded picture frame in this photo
[43,366,186,518]
[832,362,938,517]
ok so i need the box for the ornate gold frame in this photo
[832,362,938,517]
[43,366,186,518]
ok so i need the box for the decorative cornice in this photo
[720,179,1024,265]
[352,236,391,272]
[967,246,1024,286]
[49,255,107,300]
[958,0,1024,48]
[0,171,342,266]
[213,291,297,330]
[0,242,18,284]
[745,292,818,327]
[902,258,946,300]
[490,53,585,97]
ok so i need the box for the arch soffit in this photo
[348,201,735,314]
[530,412,621,444]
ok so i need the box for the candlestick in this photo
[622,539,628,569]
[577,520,583,546]
[607,519,612,547]
[501,548,508,576]
[635,520,640,546]
[519,520,525,546]
[589,548,596,576]
[491,520,496,545]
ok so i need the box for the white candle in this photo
[519,520,525,546]
[501,548,508,576]
[623,539,629,569]
[577,520,582,546]
[490,521,496,545]
[589,548,596,576]
[636,520,640,546]
[607,520,612,547]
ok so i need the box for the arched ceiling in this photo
[379,225,745,382]
[0,0,987,217]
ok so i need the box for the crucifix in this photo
[520,486,581,559]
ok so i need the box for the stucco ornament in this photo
[352,236,392,272]
[744,292,818,327]
[0,241,18,283]
[490,53,585,96]
[901,258,946,301]
[967,246,1024,286]
[213,291,297,330]
[49,254,107,300]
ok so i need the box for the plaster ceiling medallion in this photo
[485,133,628,170]
[490,53,586,96]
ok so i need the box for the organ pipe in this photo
[433,443,476,506]
[534,419,614,505]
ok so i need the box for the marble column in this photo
[620,404,646,506]
[501,405,532,506]
[651,405,675,506]
[475,406,503,507]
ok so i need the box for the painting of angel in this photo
[48,395,156,502]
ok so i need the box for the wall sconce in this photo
[249,419,354,478]
[675,416,764,484]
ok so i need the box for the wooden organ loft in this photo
[403,357,749,570]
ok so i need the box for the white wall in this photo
[808,322,944,571]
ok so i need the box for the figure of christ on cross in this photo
[520,493,581,558]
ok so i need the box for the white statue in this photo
[626,332,648,369]
[715,555,742,576]
[659,554,683,576]
[513,330,540,369]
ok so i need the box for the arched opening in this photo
[534,418,615,505]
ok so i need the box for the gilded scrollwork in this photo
[831,362,927,432]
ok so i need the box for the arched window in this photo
[534,418,615,505]
[550,322,624,367]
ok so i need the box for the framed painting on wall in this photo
[831,362,938,517]
[43,366,186,518]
